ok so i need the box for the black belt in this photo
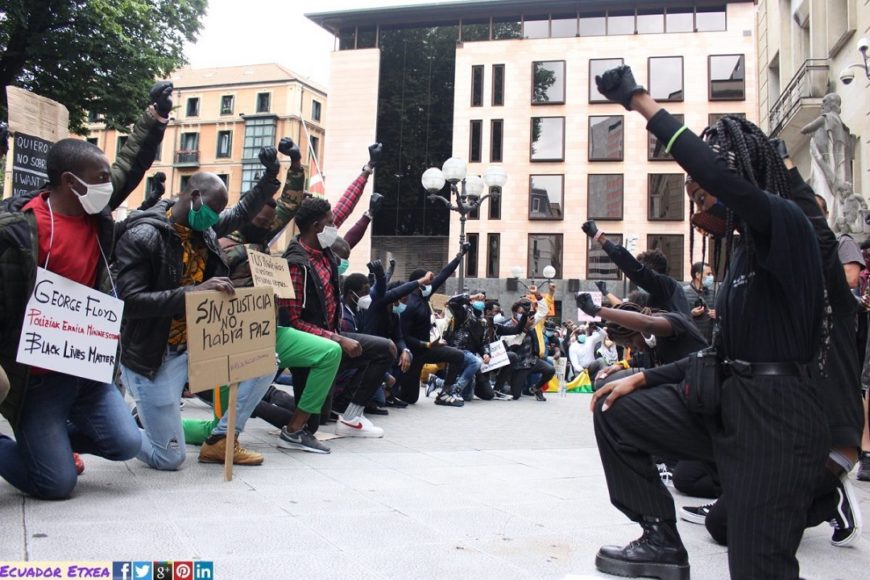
[722,359,810,378]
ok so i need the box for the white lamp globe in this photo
[483,166,508,189]
[465,174,485,198]
[421,167,446,192]
[510,266,523,278]
[442,157,467,183]
[543,265,556,279]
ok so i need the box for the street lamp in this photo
[422,158,508,292]
[839,37,870,84]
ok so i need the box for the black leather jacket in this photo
[113,173,279,378]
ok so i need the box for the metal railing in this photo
[768,59,829,136]
[174,150,200,165]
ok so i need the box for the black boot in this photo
[595,518,690,580]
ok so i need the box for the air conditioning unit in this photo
[506,278,518,291]
[567,279,581,292]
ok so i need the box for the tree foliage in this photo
[0,0,208,134]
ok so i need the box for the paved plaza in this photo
[1,389,869,579]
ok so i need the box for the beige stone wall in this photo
[452,2,758,281]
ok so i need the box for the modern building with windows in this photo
[757,0,869,220]
[308,0,757,312]
[86,63,327,217]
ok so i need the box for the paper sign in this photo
[577,291,603,323]
[185,288,276,392]
[16,268,123,383]
[429,293,449,313]
[11,133,51,197]
[6,86,69,143]
[247,247,295,299]
[480,341,511,373]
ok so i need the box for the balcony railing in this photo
[768,59,829,137]
[174,150,200,166]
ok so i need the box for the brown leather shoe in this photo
[198,436,264,466]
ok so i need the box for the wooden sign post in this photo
[185,287,276,481]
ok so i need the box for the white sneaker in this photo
[335,414,384,438]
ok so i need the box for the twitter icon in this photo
[132,562,152,580]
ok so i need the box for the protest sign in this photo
[16,268,123,383]
[480,341,510,373]
[577,291,603,323]
[185,287,277,393]
[11,133,51,197]
[247,247,295,299]
[6,87,69,143]
[429,293,449,313]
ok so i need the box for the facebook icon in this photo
[112,562,132,580]
[193,561,213,579]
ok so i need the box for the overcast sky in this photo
[185,0,449,88]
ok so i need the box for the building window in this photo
[588,174,624,220]
[87,111,100,123]
[709,55,745,100]
[487,233,500,278]
[256,92,271,113]
[695,5,727,32]
[529,234,563,278]
[86,137,98,145]
[647,234,685,281]
[607,10,635,35]
[216,174,229,187]
[637,8,664,34]
[529,175,564,220]
[488,186,501,220]
[588,116,624,161]
[462,19,490,42]
[220,95,234,115]
[357,26,377,48]
[649,56,684,101]
[492,64,505,106]
[179,132,198,151]
[551,13,577,38]
[113,136,127,157]
[243,117,276,160]
[339,28,356,50]
[471,65,484,106]
[186,97,199,117]
[309,135,320,163]
[648,174,685,221]
[649,114,684,160]
[180,175,191,191]
[492,17,522,40]
[530,117,565,161]
[154,142,162,161]
[579,12,606,36]
[588,234,622,280]
[466,233,479,278]
[469,120,483,162]
[216,130,232,158]
[708,112,746,127]
[312,99,322,122]
[666,7,694,33]
[590,58,624,102]
[523,14,549,39]
[490,119,503,162]
[532,60,565,104]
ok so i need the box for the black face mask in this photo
[691,203,728,239]
[238,223,272,245]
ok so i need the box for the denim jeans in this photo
[0,372,141,499]
[458,352,482,400]
[121,350,275,470]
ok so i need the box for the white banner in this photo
[16,268,123,383]
[480,341,511,373]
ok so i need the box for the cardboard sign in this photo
[185,288,276,392]
[16,268,123,383]
[6,86,69,143]
[11,133,51,197]
[247,247,295,299]
[480,341,511,373]
[429,293,449,313]
[577,291,603,323]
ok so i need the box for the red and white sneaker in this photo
[73,453,85,475]
[335,414,384,438]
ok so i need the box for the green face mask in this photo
[338,258,349,275]
[188,203,220,232]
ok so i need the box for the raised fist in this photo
[367,143,383,169]
[581,220,599,238]
[594,65,646,111]
[369,192,384,216]
[149,81,174,116]
[278,137,302,164]
[460,242,472,256]
[576,292,601,317]
[258,146,280,175]
[367,259,385,278]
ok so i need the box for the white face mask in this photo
[643,334,657,349]
[317,225,339,249]
[70,174,113,214]
[356,294,372,310]
[493,314,507,325]
[703,274,714,288]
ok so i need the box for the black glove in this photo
[149,81,174,116]
[575,293,601,317]
[594,65,646,111]
[769,138,789,160]
[258,146,280,176]
[369,192,384,216]
[278,137,302,164]
[594,280,608,294]
[459,242,472,256]
[0,122,8,157]
[149,172,166,198]
[388,257,396,269]
[367,143,383,169]
[367,259,384,278]
[581,220,599,238]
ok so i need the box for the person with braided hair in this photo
[588,65,830,580]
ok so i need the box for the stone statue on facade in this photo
[800,93,861,234]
